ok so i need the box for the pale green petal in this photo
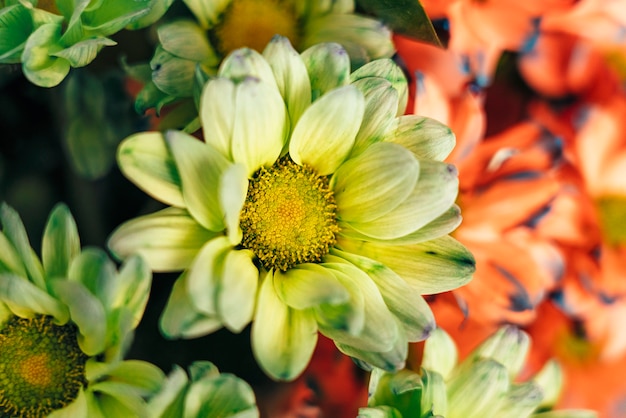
[421,369,448,417]
[290,85,364,175]
[302,14,394,70]
[117,131,185,207]
[218,249,258,333]
[51,36,116,67]
[151,46,196,97]
[251,272,318,381]
[319,260,398,353]
[333,142,418,223]
[0,273,68,321]
[219,163,247,245]
[422,327,458,380]
[300,42,350,100]
[331,249,435,342]
[89,381,147,416]
[338,204,462,245]
[532,360,563,410]
[273,263,349,310]
[158,20,217,63]
[347,160,458,240]
[185,374,259,418]
[495,382,543,418]
[446,360,510,418]
[351,59,407,115]
[105,360,165,396]
[218,47,277,87]
[335,324,407,372]
[160,273,223,339]
[84,390,107,418]
[336,235,475,295]
[22,23,70,88]
[0,233,27,276]
[357,406,403,418]
[146,365,188,418]
[41,203,80,281]
[231,78,286,176]
[350,78,398,156]
[200,77,236,158]
[67,248,116,301]
[166,130,230,231]
[263,35,311,128]
[467,325,530,379]
[49,279,107,356]
[48,389,89,418]
[0,203,45,288]
[107,255,152,328]
[182,0,231,29]
[384,115,456,161]
[108,207,216,272]
[186,237,232,316]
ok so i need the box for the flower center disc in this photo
[240,157,340,271]
[213,0,300,55]
[0,315,88,417]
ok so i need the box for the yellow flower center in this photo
[213,0,300,55]
[240,157,340,271]
[596,195,626,246]
[0,315,88,417]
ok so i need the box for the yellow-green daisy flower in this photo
[147,361,259,417]
[361,326,598,418]
[0,203,163,417]
[109,38,474,381]
[145,0,394,105]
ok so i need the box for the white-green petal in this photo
[332,142,418,223]
[22,23,70,88]
[160,273,223,339]
[41,203,80,281]
[231,78,287,176]
[151,46,197,97]
[422,327,458,380]
[185,374,259,418]
[200,77,236,158]
[384,115,456,161]
[219,163,247,246]
[106,255,152,328]
[421,368,448,417]
[158,20,218,63]
[0,273,68,321]
[335,324,407,372]
[262,35,311,129]
[468,325,530,379]
[252,272,318,381]
[89,381,147,416]
[105,360,166,396]
[182,0,231,29]
[67,248,116,301]
[166,130,230,231]
[290,85,364,175]
[218,249,258,333]
[350,78,398,156]
[218,47,277,87]
[331,249,435,342]
[347,160,458,240]
[108,207,216,272]
[273,263,350,310]
[300,42,350,100]
[0,233,27,277]
[336,235,475,295]
[351,59,407,116]
[117,132,185,207]
[146,365,188,418]
[495,382,543,418]
[48,389,89,418]
[186,237,231,316]
[49,279,107,356]
[532,360,563,410]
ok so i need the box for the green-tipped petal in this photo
[351,59,407,115]
[251,271,318,381]
[88,381,147,416]
[495,382,544,418]
[117,131,185,207]
[262,35,311,128]
[384,115,456,161]
[218,249,258,333]
[421,369,448,417]
[348,160,458,240]
[0,233,27,276]
[230,78,286,176]
[51,37,116,67]
[49,279,107,356]
[218,47,277,86]
[160,273,223,338]
[0,273,68,321]
[335,325,407,372]
[468,325,530,379]
[422,327,459,380]
[200,77,236,158]
[146,365,188,418]
[105,360,165,396]
[41,203,80,280]
[332,249,435,341]
[336,235,475,295]
[166,130,230,231]
[300,42,350,100]
[108,207,216,272]
[219,163,248,245]
[158,20,217,63]
[186,237,231,315]
[68,248,116,300]
[185,373,259,418]
[107,255,152,328]
[273,263,350,310]
[182,0,231,29]
[151,46,197,97]
[532,360,563,410]
[446,359,510,418]
[290,85,364,175]
[332,142,418,223]
[350,78,398,156]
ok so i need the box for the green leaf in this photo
[0,4,33,63]
[21,22,71,87]
[356,0,442,47]
[52,36,116,67]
